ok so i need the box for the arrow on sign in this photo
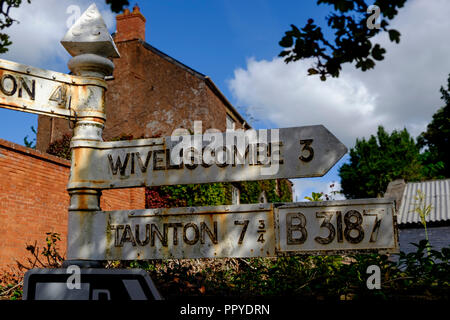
[68,125,348,189]
[0,58,106,119]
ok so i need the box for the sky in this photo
[0,0,449,202]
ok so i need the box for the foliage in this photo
[17,232,64,271]
[147,183,229,208]
[1,232,64,300]
[304,191,324,202]
[417,73,450,178]
[23,125,36,149]
[411,189,432,255]
[0,0,31,53]
[339,126,423,199]
[46,133,72,160]
[105,0,129,13]
[3,232,448,300]
[279,0,406,80]
[115,241,449,300]
[146,179,293,209]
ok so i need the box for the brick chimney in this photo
[115,5,146,42]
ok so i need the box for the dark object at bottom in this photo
[23,268,163,300]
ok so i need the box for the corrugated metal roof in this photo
[397,179,450,224]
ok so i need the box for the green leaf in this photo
[279,35,293,48]
[388,29,401,43]
[371,44,386,61]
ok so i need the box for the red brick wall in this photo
[0,139,145,272]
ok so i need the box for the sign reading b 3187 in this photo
[0,58,106,119]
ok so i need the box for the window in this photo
[226,114,236,131]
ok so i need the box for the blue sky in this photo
[1,0,449,201]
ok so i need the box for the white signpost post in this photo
[0,4,398,299]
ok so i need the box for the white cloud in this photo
[228,0,450,148]
[2,0,116,72]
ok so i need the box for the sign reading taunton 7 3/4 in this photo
[68,125,347,190]
[0,58,106,119]
[67,199,398,261]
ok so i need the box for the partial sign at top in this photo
[68,125,347,189]
[0,58,106,119]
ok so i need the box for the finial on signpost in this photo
[61,4,120,229]
[61,3,120,77]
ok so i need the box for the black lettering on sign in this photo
[270,142,284,165]
[256,143,269,165]
[286,212,307,245]
[257,233,265,243]
[299,139,314,162]
[183,223,200,245]
[201,146,213,168]
[151,224,168,247]
[0,74,36,100]
[314,212,335,245]
[364,212,382,242]
[168,223,182,245]
[108,153,129,176]
[49,85,66,106]
[113,225,124,247]
[153,149,166,170]
[0,74,17,96]
[130,153,135,174]
[18,77,35,100]
[257,220,266,243]
[167,148,183,170]
[234,220,249,245]
[232,144,244,167]
[200,222,218,244]
[184,147,198,170]
[336,211,344,243]
[135,224,150,246]
[136,151,152,173]
[216,146,230,168]
[344,210,364,244]
[120,224,136,246]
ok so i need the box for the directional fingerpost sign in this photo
[0,2,399,301]
[23,268,162,300]
[68,125,348,190]
[0,58,107,119]
[67,199,398,261]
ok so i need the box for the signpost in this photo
[67,199,398,261]
[0,4,399,300]
[0,58,106,119]
[68,125,347,190]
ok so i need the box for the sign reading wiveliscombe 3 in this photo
[68,125,347,189]
[67,199,398,260]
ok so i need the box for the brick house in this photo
[36,5,249,152]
